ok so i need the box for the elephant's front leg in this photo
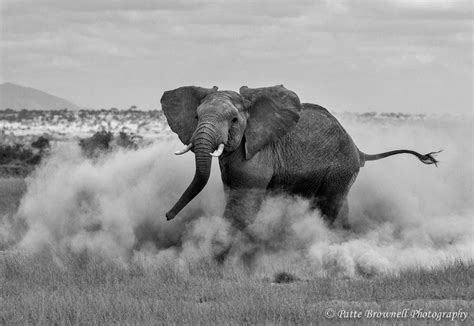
[217,186,267,266]
[216,152,273,263]
[219,152,273,230]
[223,187,267,231]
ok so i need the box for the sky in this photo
[0,0,472,113]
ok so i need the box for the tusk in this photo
[210,143,225,157]
[174,143,193,155]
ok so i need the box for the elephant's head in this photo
[161,85,302,220]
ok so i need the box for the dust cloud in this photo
[5,114,473,277]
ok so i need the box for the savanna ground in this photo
[1,114,473,325]
[1,173,472,325]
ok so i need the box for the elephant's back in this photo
[280,103,361,170]
[298,103,354,142]
[301,103,331,115]
[299,103,341,126]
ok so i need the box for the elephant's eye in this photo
[231,117,238,124]
[194,116,198,120]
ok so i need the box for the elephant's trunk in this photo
[166,125,217,220]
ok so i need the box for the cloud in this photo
[388,0,468,10]
[0,0,471,113]
[49,55,82,68]
[2,0,205,14]
[342,0,472,19]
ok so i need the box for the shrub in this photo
[79,131,140,158]
[79,131,113,158]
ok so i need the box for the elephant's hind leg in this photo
[318,193,346,225]
[317,171,356,225]
[333,198,350,229]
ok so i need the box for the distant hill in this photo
[0,82,80,110]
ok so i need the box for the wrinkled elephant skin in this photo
[160,85,440,231]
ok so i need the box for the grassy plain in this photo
[1,178,472,325]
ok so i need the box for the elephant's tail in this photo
[359,149,441,167]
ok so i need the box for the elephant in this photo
[161,85,439,232]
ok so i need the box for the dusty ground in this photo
[1,177,472,325]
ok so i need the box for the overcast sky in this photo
[0,0,472,113]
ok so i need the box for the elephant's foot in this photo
[332,199,350,229]
[211,227,261,267]
[235,228,261,271]
[213,245,231,264]
[329,219,350,230]
[210,228,235,264]
[211,242,259,270]
[240,246,259,271]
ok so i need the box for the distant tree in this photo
[0,143,35,165]
[31,136,50,152]
[79,131,113,158]
[78,110,88,119]
[129,105,137,110]
[18,109,28,120]
[115,131,138,150]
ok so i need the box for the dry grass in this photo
[1,248,472,325]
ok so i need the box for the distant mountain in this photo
[0,82,80,110]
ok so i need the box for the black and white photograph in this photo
[0,0,472,324]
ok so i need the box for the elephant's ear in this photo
[240,85,301,160]
[161,86,218,145]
